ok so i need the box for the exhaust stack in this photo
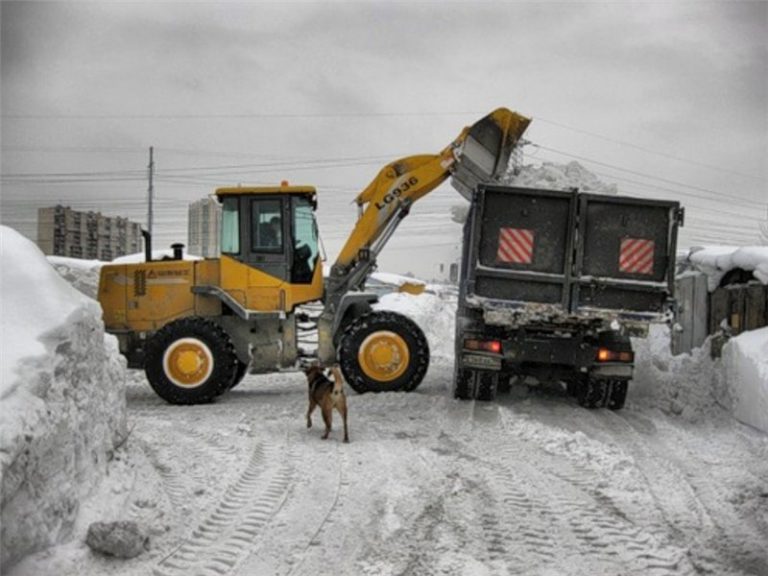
[141,229,152,262]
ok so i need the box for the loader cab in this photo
[215,185,323,311]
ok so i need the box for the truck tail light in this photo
[464,339,502,354]
[597,348,634,363]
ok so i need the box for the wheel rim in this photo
[357,330,410,383]
[163,337,214,388]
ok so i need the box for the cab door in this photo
[219,194,290,311]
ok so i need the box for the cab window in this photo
[251,199,283,252]
[292,197,319,283]
[220,197,240,254]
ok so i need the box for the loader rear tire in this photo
[145,318,238,405]
[339,311,429,394]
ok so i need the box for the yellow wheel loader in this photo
[97,108,531,404]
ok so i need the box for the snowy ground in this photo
[8,291,768,576]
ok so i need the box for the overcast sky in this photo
[1,1,766,276]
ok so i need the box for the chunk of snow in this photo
[721,327,768,433]
[0,226,127,568]
[688,245,768,290]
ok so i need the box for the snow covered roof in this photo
[687,246,768,290]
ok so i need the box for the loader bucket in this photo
[450,108,531,200]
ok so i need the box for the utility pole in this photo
[147,146,155,238]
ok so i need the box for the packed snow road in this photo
[12,359,768,576]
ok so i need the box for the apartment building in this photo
[188,197,221,257]
[37,205,142,261]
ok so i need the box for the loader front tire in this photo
[339,311,429,394]
[145,318,238,404]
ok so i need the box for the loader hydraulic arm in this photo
[325,108,531,302]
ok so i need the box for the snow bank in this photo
[631,325,721,418]
[688,246,768,290]
[47,256,103,300]
[0,227,127,568]
[721,327,768,433]
[506,161,618,196]
[633,323,768,434]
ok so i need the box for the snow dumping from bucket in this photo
[0,226,128,569]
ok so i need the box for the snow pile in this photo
[633,324,768,433]
[47,256,103,300]
[452,161,618,224]
[375,291,456,362]
[720,327,768,433]
[506,160,619,195]
[0,226,127,569]
[631,325,721,418]
[688,245,768,290]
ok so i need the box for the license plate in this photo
[462,354,502,370]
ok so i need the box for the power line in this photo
[529,143,766,207]
[534,116,763,182]
[1,111,483,120]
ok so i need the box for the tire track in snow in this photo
[142,442,193,512]
[481,411,696,576]
[589,410,714,539]
[152,437,296,576]
[283,443,351,576]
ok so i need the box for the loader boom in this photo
[325,108,531,302]
[317,108,530,363]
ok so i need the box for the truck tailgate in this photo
[466,185,682,321]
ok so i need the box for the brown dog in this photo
[304,364,349,443]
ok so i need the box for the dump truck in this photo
[454,184,684,408]
[98,108,531,404]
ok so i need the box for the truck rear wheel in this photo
[606,380,628,410]
[145,318,238,404]
[475,372,498,402]
[576,378,607,409]
[453,367,476,400]
[339,311,429,394]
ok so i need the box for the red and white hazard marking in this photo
[497,227,534,264]
[619,237,655,275]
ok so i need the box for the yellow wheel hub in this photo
[358,330,410,383]
[163,338,214,388]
